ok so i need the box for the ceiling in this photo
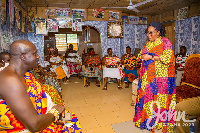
[21,0,200,16]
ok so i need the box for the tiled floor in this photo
[61,76,162,133]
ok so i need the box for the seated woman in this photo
[83,48,101,87]
[46,47,68,83]
[65,44,82,78]
[102,48,123,90]
[121,46,138,88]
[175,46,189,86]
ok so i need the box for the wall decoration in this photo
[82,21,147,57]
[107,22,123,38]
[1,0,6,24]
[27,16,33,32]
[58,17,72,28]
[47,18,58,32]
[72,9,85,19]
[35,18,47,35]
[21,11,26,33]
[72,18,82,31]
[175,16,200,55]
[45,9,56,16]
[121,16,128,23]
[138,17,147,24]
[9,0,14,25]
[15,6,21,29]
[92,9,105,19]
[177,7,188,21]
[128,16,138,24]
[56,8,70,17]
[109,11,119,21]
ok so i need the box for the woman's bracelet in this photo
[47,108,59,122]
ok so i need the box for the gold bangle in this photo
[47,108,59,122]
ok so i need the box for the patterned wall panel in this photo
[175,16,200,55]
[0,0,28,52]
[27,33,44,61]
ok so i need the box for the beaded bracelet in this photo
[47,108,59,122]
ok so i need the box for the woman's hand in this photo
[141,54,152,61]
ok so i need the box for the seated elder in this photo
[46,47,69,83]
[83,48,102,87]
[65,44,82,78]
[0,40,82,132]
[121,46,138,88]
[102,48,123,90]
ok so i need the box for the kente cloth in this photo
[133,37,176,133]
[122,55,138,82]
[66,53,82,76]
[0,71,82,133]
[84,55,102,81]
[67,62,82,76]
[50,56,68,79]
[176,53,189,69]
[66,53,82,64]
[55,66,66,79]
[44,76,62,93]
[104,56,124,78]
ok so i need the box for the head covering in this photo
[148,22,162,31]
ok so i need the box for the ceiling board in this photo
[21,0,200,15]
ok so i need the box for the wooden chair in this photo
[176,54,200,133]
[176,54,200,102]
[82,65,102,87]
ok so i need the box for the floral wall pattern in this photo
[175,16,200,55]
[82,21,147,57]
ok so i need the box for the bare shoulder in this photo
[0,68,26,99]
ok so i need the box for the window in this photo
[55,34,67,51]
[55,34,78,51]
[67,34,78,51]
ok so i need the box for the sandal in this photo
[125,83,129,88]
[84,82,89,87]
[96,84,100,87]
[130,102,135,106]
[118,86,123,90]
[102,86,107,90]
[87,81,90,86]
[96,82,100,87]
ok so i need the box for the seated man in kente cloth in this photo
[65,44,82,78]
[0,40,82,133]
[102,48,124,90]
[83,48,102,87]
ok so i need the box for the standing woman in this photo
[133,22,176,133]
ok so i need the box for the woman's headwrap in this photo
[148,22,162,31]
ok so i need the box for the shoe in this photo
[96,82,100,87]
[130,102,135,106]
[102,86,107,90]
[118,86,123,90]
[125,83,129,88]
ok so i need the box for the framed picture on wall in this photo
[107,22,123,38]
